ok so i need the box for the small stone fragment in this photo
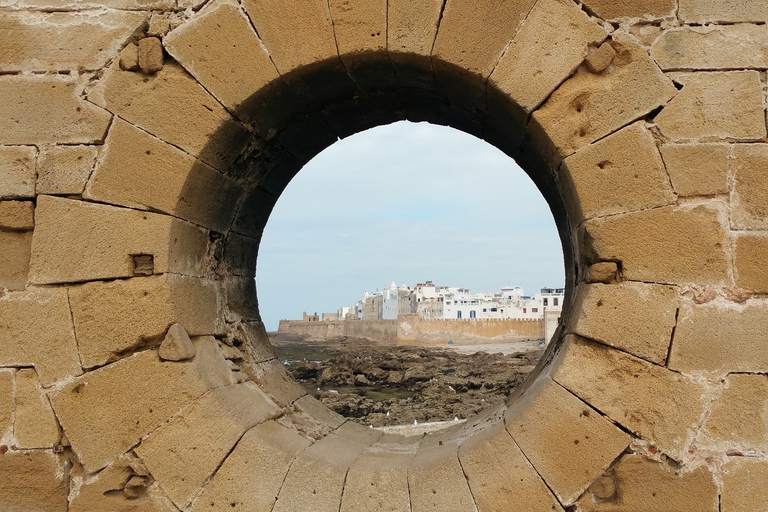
[585,42,616,73]
[586,262,618,283]
[0,201,34,231]
[138,37,163,74]
[131,254,154,276]
[123,475,149,499]
[158,323,196,361]
[589,474,617,501]
[119,43,139,71]
[147,15,170,37]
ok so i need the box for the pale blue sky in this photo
[256,121,565,331]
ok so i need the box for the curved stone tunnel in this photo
[1,0,768,510]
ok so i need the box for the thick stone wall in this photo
[1,0,767,510]
[396,315,543,345]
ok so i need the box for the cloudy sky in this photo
[256,121,565,331]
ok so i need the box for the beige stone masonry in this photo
[655,71,766,142]
[0,370,12,443]
[0,451,67,512]
[505,375,630,504]
[135,382,281,508]
[68,275,220,369]
[6,0,174,9]
[701,374,768,452]
[294,395,346,429]
[679,0,768,23]
[561,121,675,221]
[530,32,676,161]
[29,195,209,284]
[586,261,619,283]
[14,368,59,449]
[732,144,768,229]
[652,25,768,71]
[721,458,768,512]
[387,0,442,88]
[0,201,34,231]
[36,145,98,196]
[244,358,306,407]
[734,234,768,292]
[85,119,243,232]
[190,420,313,512]
[0,288,81,386]
[89,61,249,171]
[576,454,718,511]
[552,336,705,458]
[408,440,477,512]
[0,75,111,145]
[50,337,236,472]
[0,11,145,73]
[583,203,729,285]
[659,143,729,197]
[581,0,675,20]
[571,281,678,364]
[0,146,36,199]
[669,299,768,374]
[0,231,32,291]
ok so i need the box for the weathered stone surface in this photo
[273,433,368,512]
[571,282,678,364]
[158,323,196,361]
[669,299,768,374]
[407,440,477,512]
[679,0,768,23]
[576,454,718,511]
[89,62,249,171]
[36,145,98,196]
[0,11,145,72]
[29,195,209,284]
[0,288,81,386]
[582,0,675,20]
[0,146,36,199]
[585,42,616,73]
[655,71,766,142]
[14,368,59,449]
[530,33,676,160]
[0,451,67,511]
[552,336,705,458]
[50,337,235,472]
[85,119,242,232]
[387,0,442,88]
[138,37,163,74]
[732,144,768,229]
[147,14,170,37]
[734,234,768,293]
[244,359,306,407]
[9,0,174,9]
[702,374,768,451]
[0,370,13,442]
[582,204,729,285]
[0,75,111,145]
[0,231,32,290]
[119,43,139,71]
[659,143,729,197]
[459,420,564,511]
[505,375,629,504]
[294,395,346,429]
[135,382,281,508]
[190,420,312,512]
[561,122,675,220]
[0,200,33,230]
[490,0,606,113]
[721,458,768,512]
[585,262,618,283]
[652,24,768,71]
[69,275,220,369]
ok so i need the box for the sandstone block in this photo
[50,337,235,472]
[408,440,477,512]
[582,0,675,19]
[14,368,60,449]
[36,145,98,196]
[340,441,415,512]
[387,0,442,89]
[0,288,81,386]
[0,146,36,199]
[0,75,111,145]
[659,143,728,197]
[679,0,768,23]
[490,0,606,114]
[459,420,564,512]
[29,195,208,284]
[0,200,34,231]
[552,336,705,458]
[655,71,766,142]
[702,374,768,452]
[0,451,67,511]
[85,119,242,232]
[505,375,630,504]
[652,24,768,71]
[138,37,164,74]
[190,420,312,512]
[586,262,618,283]
[669,299,768,374]
[222,232,258,278]
[576,454,718,511]
[239,321,278,363]
[69,275,220,369]
[0,370,12,441]
[89,62,249,171]
[119,43,139,71]
[0,11,145,73]
[158,323,196,361]
[561,122,675,221]
[585,42,616,73]
[147,14,170,37]
[244,359,306,407]
[721,458,768,512]
[294,395,346,429]
[731,144,768,229]
[135,382,281,508]
[530,33,676,161]
[571,282,678,364]
[0,231,32,290]
[735,234,768,293]
[582,204,729,285]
